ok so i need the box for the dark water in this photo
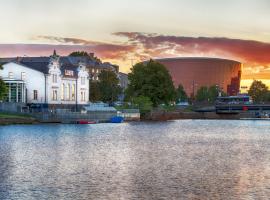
[0,120,270,200]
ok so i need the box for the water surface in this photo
[0,120,270,199]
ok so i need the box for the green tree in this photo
[208,85,220,103]
[248,80,268,103]
[195,86,209,102]
[69,51,89,57]
[175,84,188,103]
[98,70,122,103]
[69,51,101,63]
[126,59,176,107]
[132,96,153,114]
[89,81,101,102]
[266,91,270,102]
[0,65,7,100]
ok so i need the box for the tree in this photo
[195,86,209,102]
[69,51,89,57]
[208,85,219,103]
[175,84,188,103]
[69,51,101,63]
[0,64,7,101]
[98,70,122,103]
[248,80,268,103]
[132,96,153,114]
[89,81,101,102]
[126,59,176,107]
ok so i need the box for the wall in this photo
[1,62,45,103]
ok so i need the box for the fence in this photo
[32,110,117,123]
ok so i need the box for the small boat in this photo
[110,116,124,123]
[77,120,96,124]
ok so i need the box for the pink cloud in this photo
[114,32,270,65]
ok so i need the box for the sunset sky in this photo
[0,0,269,86]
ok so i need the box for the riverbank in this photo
[143,110,254,121]
[0,110,259,125]
[0,113,38,125]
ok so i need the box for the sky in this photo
[0,0,269,85]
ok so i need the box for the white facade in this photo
[1,62,45,103]
[0,57,89,105]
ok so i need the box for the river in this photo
[0,120,270,199]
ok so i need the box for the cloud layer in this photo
[114,32,270,65]
[1,32,270,78]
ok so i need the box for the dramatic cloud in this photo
[1,33,270,77]
[33,36,102,45]
[0,43,135,61]
[114,32,270,66]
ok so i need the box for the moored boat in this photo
[77,120,97,124]
[110,116,124,123]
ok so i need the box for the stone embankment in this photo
[144,111,253,121]
[0,116,38,125]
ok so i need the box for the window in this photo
[33,90,38,100]
[92,68,95,73]
[53,90,58,101]
[61,83,65,100]
[66,84,70,100]
[65,70,74,76]
[52,74,57,83]
[81,77,85,85]
[81,91,86,101]
[72,84,75,100]
[21,72,26,80]
[96,76,99,81]
[8,72,13,79]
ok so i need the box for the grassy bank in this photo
[0,112,38,125]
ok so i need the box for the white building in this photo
[0,51,89,108]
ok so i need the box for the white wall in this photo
[77,66,89,105]
[1,61,90,105]
[0,62,45,104]
[46,62,62,104]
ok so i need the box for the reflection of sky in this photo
[1,121,270,199]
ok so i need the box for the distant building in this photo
[0,51,89,108]
[155,57,242,96]
[119,72,129,89]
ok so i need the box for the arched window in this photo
[61,83,65,100]
[66,84,70,100]
[72,84,75,100]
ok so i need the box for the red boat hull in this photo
[77,120,96,124]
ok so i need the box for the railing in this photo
[32,111,117,123]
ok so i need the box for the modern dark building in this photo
[155,57,242,96]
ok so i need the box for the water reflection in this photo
[0,120,270,199]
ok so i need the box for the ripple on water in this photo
[0,120,270,199]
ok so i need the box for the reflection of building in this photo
[0,51,89,107]
[155,57,242,96]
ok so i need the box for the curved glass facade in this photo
[3,79,26,103]
[156,58,242,96]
